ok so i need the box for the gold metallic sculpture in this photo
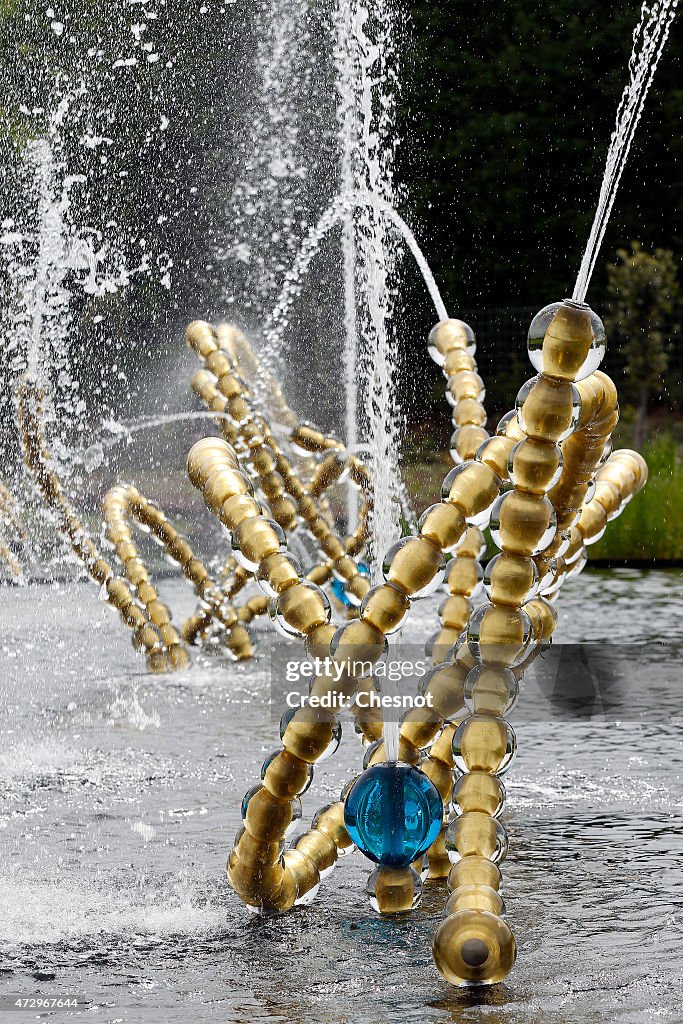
[15,301,646,989]
[0,481,25,580]
[186,301,645,989]
[16,325,372,670]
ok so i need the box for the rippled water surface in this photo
[1,568,682,1022]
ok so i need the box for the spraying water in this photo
[264,191,447,362]
[335,1,362,533]
[573,0,678,303]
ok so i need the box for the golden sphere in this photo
[433,909,516,986]
[445,884,504,916]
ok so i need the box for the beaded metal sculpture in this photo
[17,301,646,986]
[187,301,646,988]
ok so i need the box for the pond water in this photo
[1,568,682,1022]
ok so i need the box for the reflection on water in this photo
[0,569,682,1022]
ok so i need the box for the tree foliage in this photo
[605,241,679,443]
[398,2,683,313]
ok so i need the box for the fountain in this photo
[0,0,678,1009]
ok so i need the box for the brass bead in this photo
[518,375,578,443]
[168,644,190,671]
[146,650,169,673]
[426,825,452,879]
[260,470,285,500]
[448,811,507,861]
[475,435,515,478]
[305,623,336,661]
[135,585,156,606]
[107,522,131,545]
[307,564,331,587]
[290,425,328,453]
[401,705,442,751]
[115,540,137,564]
[577,499,608,544]
[185,320,217,357]
[443,462,500,520]
[428,319,475,363]
[91,558,111,585]
[428,628,461,665]
[311,802,354,853]
[185,558,208,586]
[469,604,529,667]
[443,350,476,377]
[106,577,133,610]
[485,552,537,607]
[445,884,504,917]
[220,493,262,531]
[446,557,480,597]
[282,849,320,901]
[260,551,301,594]
[509,436,561,493]
[167,537,194,566]
[262,749,311,799]
[455,715,510,773]
[251,448,277,475]
[244,786,293,841]
[227,853,285,904]
[226,623,254,660]
[594,480,622,519]
[345,573,370,603]
[433,909,516,987]
[423,662,468,720]
[421,754,453,800]
[320,534,344,561]
[294,830,338,874]
[458,526,486,559]
[370,866,418,914]
[233,517,283,567]
[439,594,471,630]
[359,583,410,635]
[276,581,330,635]
[492,490,555,557]
[265,868,298,912]
[203,467,252,509]
[147,599,171,626]
[333,555,357,581]
[366,736,420,766]
[385,537,444,598]
[216,372,243,400]
[429,723,457,767]
[126,557,150,587]
[282,711,336,763]
[448,370,484,401]
[234,828,283,867]
[448,855,501,892]
[454,398,487,427]
[228,396,251,422]
[418,502,467,553]
[332,618,385,667]
[524,596,557,640]
[466,666,516,716]
[132,622,160,652]
[453,772,505,817]
[186,437,237,487]
[268,495,298,531]
[205,350,232,378]
[452,425,490,462]
[538,301,594,380]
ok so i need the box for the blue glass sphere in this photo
[343,762,443,867]
[331,561,370,606]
